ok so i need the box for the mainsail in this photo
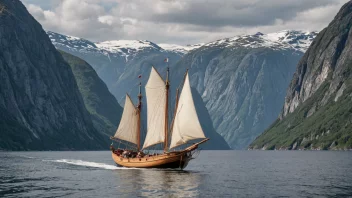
[110,65,210,170]
[142,67,166,149]
[113,94,139,145]
[169,72,206,149]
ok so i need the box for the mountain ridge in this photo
[201,30,317,52]
[170,36,316,149]
[46,31,183,103]
[48,30,317,56]
[249,0,352,150]
[47,29,318,150]
[48,31,175,59]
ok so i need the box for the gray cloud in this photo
[129,0,337,27]
[22,0,350,45]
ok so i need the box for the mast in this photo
[137,81,142,151]
[164,66,170,152]
[169,88,179,141]
[169,69,187,143]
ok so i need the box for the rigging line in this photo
[112,138,136,149]
[142,140,164,150]
[139,96,147,137]
[168,88,174,128]
[145,86,165,89]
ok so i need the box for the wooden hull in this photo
[112,151,191,169]
[111,138,209,169]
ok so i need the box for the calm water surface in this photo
[0,151,352,197]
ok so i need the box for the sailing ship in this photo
[110,64,209,169]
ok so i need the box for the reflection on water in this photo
[114,169,202,197]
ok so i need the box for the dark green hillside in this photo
[60,51,123,137]
[250,77,352,150]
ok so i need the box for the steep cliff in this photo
[47,31,182,103]
[59,51,123,138]
[46,22,317,150]
[0,0,106,150]
[250,1,352,150]
[191,88,230,150]
[49,32,230,149]
[171,31,316,149]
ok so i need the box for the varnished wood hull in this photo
[111,138,209,169]
[112,151,191,169]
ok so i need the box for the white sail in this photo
[113,95,138,145]
[169,72,206,149]
[142,67,166,149]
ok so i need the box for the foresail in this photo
[113,95,138,145]
[142,67,166,149]
[169,72,206,149]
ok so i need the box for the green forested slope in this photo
[250,77,352,150]
[60,51,122,137]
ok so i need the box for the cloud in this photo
[98,15,115,25]
[27,4,45,20]
[23,0,350,45]
[26,0,124,41]
[118,0,336,27]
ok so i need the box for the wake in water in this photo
[45,159,138,170]
[15,155,36,159]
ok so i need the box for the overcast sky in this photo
[22,0,350,45]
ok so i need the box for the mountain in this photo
[59,51,123,138]
[47,31,183,103]
[171,30,317,149]
[250,1,352,150]
[48,33,230,150]
[0,0,107,150]
[191,88,230,150]
[46,28,318,150]
[201,30,317,52]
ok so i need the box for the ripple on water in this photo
[0,151,351,197]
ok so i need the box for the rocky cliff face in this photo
[59,51,123,138]
[47,31,183,103]
[0,0,106,150]
[48,32,231,150]
[170,31,317,149]
[282,2,352,117]
[250,1,352,150]
[46,26,317,150]
[191,88,230,149]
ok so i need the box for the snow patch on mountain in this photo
[203,30,318,52]
[96,40,161,53]
[47,31,99,53]
[158,43,204,54]
[94,40,162,61]
[47,31,165,62]
[262,30,317,50]
[47,30,318,61]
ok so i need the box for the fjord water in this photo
[1,151,351,197]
